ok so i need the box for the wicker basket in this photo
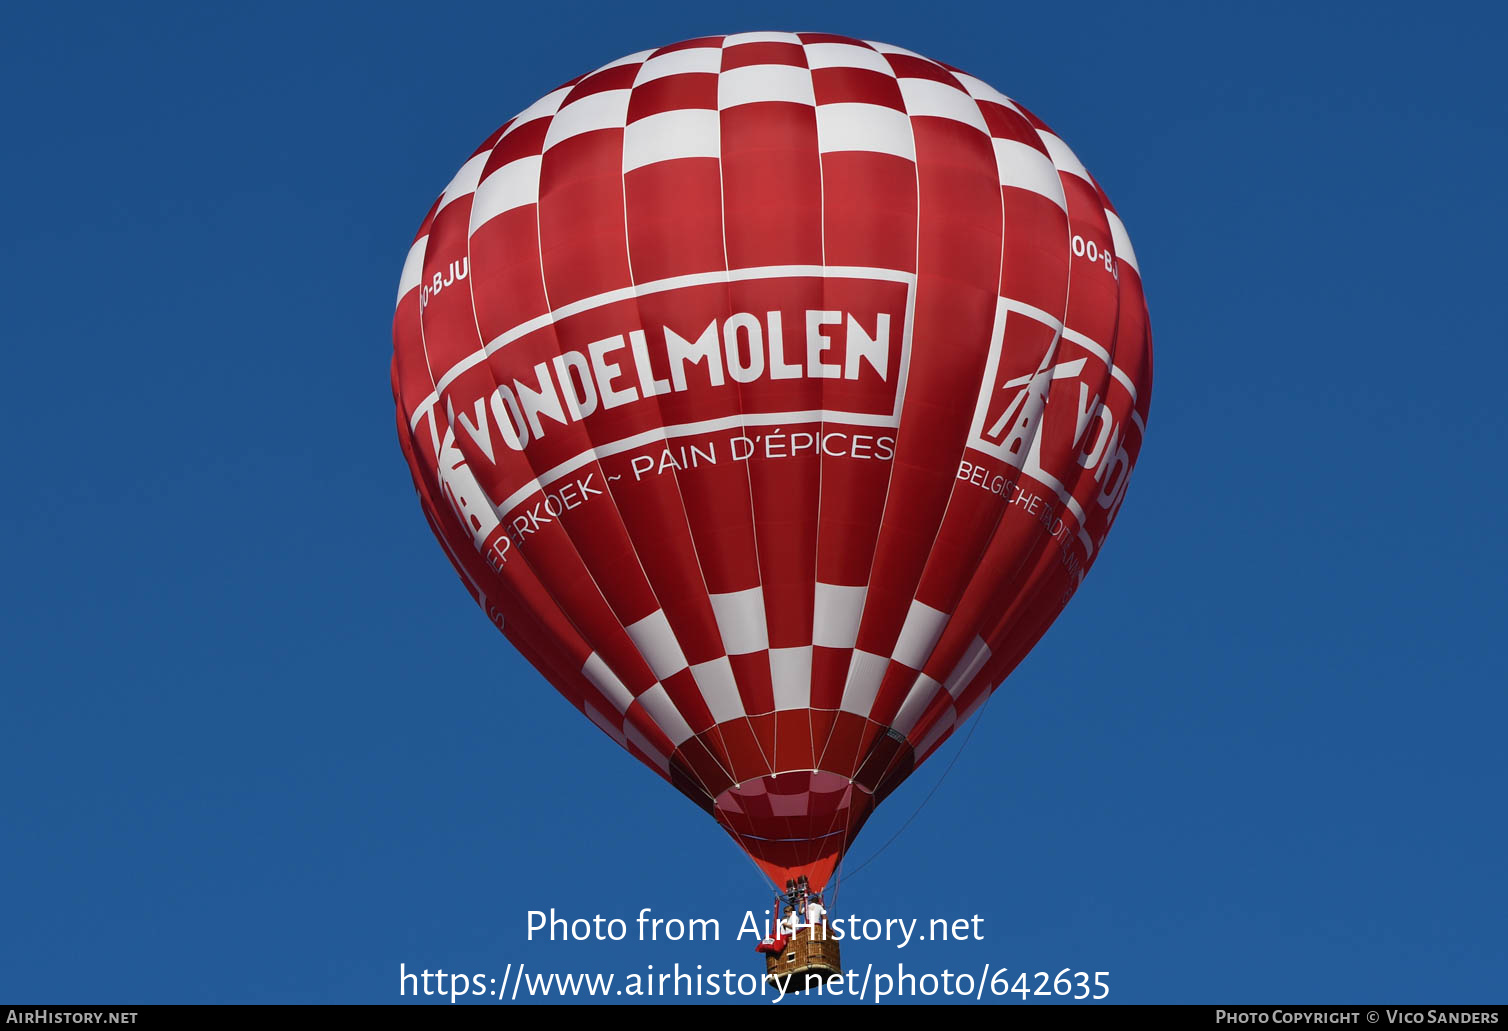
[763,923,843,993]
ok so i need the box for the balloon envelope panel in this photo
[391,32,1152,891]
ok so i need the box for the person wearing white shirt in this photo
[781,905,800,938]
[806,897,826,928]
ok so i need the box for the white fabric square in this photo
[722,31,802,46]
[708,587,769,655]
[943,635,991,698]
[948,71,1023,115]
[815,103,914,159]
[803,42,893,74]
[769,646,813,711]
[581,651,635,714]
[718,64,815,109]
[635,683,694,746]
[812,582,866,648]
[623,108,719,171]
[891,674,941,735]
[993,138,1066,211]
[690,656,746,724]
[839,649,889,716]
[636,47,721,83]
[395,236,426,306]
[471,155,542,230]
[624,609,689,680]
[437,152,488,212]
[899,78,989,133]
[1106,210,1140,274]
[892,600,949,670]
[1041,132,1091,182]
[914,706,955,756]
[503,86,571,137]
[543,89,631,150]
[864,40,926,59]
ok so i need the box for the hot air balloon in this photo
[391,31,1152,925]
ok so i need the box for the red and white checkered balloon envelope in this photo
[392,33,1152,892]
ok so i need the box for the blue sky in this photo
[3,0,1505,1005]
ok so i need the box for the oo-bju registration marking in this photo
[419,257,468,309]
